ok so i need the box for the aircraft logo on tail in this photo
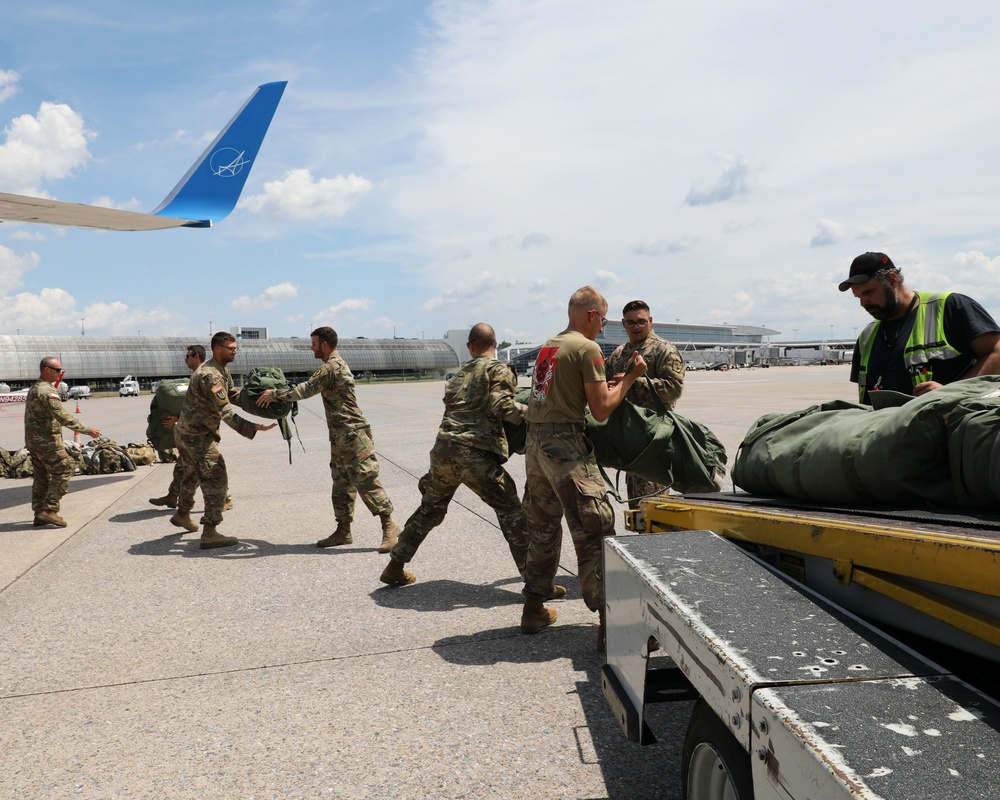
[0,81,287,231]
[210,148,251,178]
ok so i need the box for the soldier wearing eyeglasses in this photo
[605,300,685,507]
[174,332,276,549]
[24,358,101,527]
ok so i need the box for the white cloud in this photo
[520,232,550,248]
[422,271,515,311]
[1,287,76,333]
[8,230,46,241]
[320,297,371,316]
[240,168,373,220]
[0,101,93,195]
[856,226,887,240]
[230,281,299,313]
[0,243,40,295]
[685,157,755,207]
[594,270,621,287]
[0,70,19,103]
[364,316,399,336]
[810,219,846,247]
[630,238,696,256]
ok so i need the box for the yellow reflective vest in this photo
[856,291,961,401]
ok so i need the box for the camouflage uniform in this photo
[270,352,392,525]
[605,330,685,505]
[24,380,91,516]
[523,329,615,612]
[174,358,258,526]
[391,356,528,569]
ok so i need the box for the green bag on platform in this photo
[732,375,1000,509]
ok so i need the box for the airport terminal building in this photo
[0,335,460,392]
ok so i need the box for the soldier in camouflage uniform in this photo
[521,287,646,650]
[257,326,401,552]
[381,323,552,590]
[605,299,685,509]
[148,344,234,515]
[173,332,276,549]
[24,357,101,527]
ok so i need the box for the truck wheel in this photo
[682,698,752,800]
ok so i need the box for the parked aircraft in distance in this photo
[0,81,286,231]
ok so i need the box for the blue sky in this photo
[3,1,1000,344]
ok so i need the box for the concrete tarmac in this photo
[0,365,854,799]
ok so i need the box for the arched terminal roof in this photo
[0,336,459,383]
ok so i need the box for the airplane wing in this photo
[0,81,287,232]
[0,193,210,230]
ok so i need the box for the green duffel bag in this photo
[584,378,727,498]
[733,376,1000,509]
[503,387,531,456]
[947,382,1000,508]
[506,380,727,498]
[146,378,189,452]
[236,367,303,462]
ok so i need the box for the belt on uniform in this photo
[528,422,584,433]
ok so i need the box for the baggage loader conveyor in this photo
[625,492,1000,664]
[602,495,1000,799]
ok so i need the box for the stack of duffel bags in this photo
[732,375,1000,510]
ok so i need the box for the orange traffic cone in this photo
[74,401,81,442]
[75,401,80,414]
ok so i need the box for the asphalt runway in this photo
[0,364,854,799]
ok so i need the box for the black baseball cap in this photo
[838,252,895,292]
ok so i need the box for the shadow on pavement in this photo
[126,537,358,559]
[432,625,688,799]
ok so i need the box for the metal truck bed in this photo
[603,531,1000,799]
[628,492,1000,664]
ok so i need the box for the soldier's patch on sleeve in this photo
[48,392,60,399]
[211,384,224,395]
[592,355,605,367]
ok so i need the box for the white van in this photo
[119,375,140,397]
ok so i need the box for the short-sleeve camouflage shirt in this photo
[272,352,369,433]
[437,355,521,459]
[605,330,685,411]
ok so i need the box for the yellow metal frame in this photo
[632,497,1000,648]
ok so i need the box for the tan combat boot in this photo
[520,596,557,634]
[317,521,352,548]
[200,524,238,550]
[547,585,567,600]
[149,494,178,508]
[169,512,199,533]
[378,513,400,553]
[380,558,416,586]
[35,511,68,528]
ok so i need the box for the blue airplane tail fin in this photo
[153,81,287,224]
